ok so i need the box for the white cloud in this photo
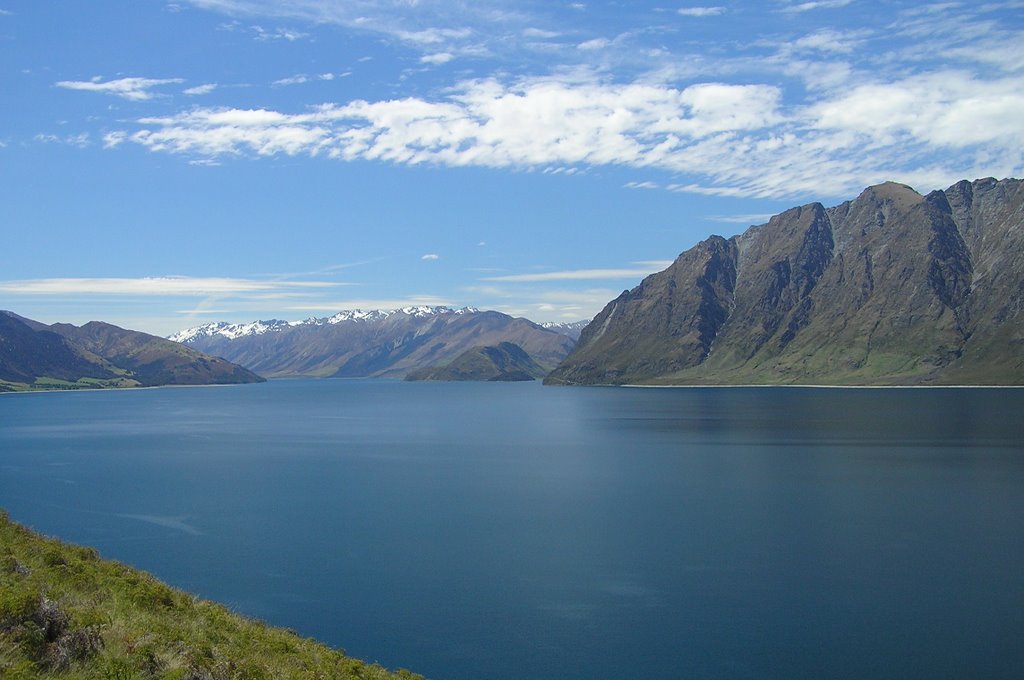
[780,0,853,12]
[421,253,440,260]
[251,24,307,41]
[396,27,472,45]
[420,52,455,65]
[273,74,311,86]
[624,181,659,189]
[677,7,726,17]
[184,83,218,95]
[789,29,865,54]
[708,213,775,224]
[523,27,560,38]
[34,132,90,148]
[577,38,610,50]
[56,76,185,101]
[99,55,1023,199]
[481,268,665,282]
[284,296,453,312]
[0,277,341,296]
[811,71,1024,148]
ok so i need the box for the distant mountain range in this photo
[171,306,578,379]
[547,178,1024,386]
[0,312,263,391]
[405,342,547,382]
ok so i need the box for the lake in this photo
[1,380,1023,679]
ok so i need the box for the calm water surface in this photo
[1,380,1023,679]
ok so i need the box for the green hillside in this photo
[0,511,423,680]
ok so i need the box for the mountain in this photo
[0,312,264,391]
[405,342,547,381]
[171,306,576,379]
[540,320,590,341]
[547,178,1024,386]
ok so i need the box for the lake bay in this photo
[2,381,1023,679]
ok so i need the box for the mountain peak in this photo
[548,177,1024,386]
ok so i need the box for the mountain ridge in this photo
[172,307,578,379]
[547,177,1024,386]
[0,312,264,391]
[405,342,547,381]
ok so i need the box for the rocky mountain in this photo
[171,306,576,379]
[405,342,546,382]
[0,312,264,391]
[547,178,1024,386]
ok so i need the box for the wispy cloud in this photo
[466,285,618,322]
[283,296,453,313]
[273,72,341,86]
[708,213,775,224]
[0,276,342,296]
[251,24,307,41]
[481,267,664,283]
[780,0,854,13]
[34,133,91,148]
[184,83,218,95]
[56,76,185,101]
[421,253,440,261]
[677,7,726,17]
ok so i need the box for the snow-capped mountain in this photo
[540,320,590,341]
[168,306,573,379]
[169,306,480,344]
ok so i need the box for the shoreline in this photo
[0,381,261,397]
[619,383,1024,389]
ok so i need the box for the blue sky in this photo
[1,1,1021,335]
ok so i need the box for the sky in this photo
[1,1,1022,336]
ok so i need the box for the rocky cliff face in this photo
[546,178,1023,385]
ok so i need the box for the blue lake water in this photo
[1,380,1023,679]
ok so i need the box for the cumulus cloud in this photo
[111,77,783,168]
[93,18,1023,201]
[421,253,440,260]
[56,76,185,101]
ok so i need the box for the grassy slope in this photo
[0,511,424,680]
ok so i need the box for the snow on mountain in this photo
[540,320,590,341]
[169,306,477,343]
[168,319,291,343]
